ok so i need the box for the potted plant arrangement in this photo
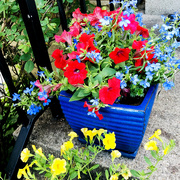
[13,0,180,158]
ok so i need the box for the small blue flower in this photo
[145,71,154,81]
[76,55,81,63]
[163,81,174,90]
[94,40,97,46]
[120,80,127,89]
[30,81,36,89]
[12,93,21,101]
[38,90,48,99]
[37,71,45,78]
[140,79,150,88]
[116,72,124,80]
[90,98,99,106]
[109,0,120,5]
[130,74,139,85]
[73,38,78,49]
[43,99,51,106]
[87,111,96,118]
[119,17,130,28]
[86,51,102,63]
[153,24,159,29]
[23,87,33,95]
[172,40,180,48]
[136,13,143,26]
[107,31,112,37]
[99,16,113,26]
[125,66,131,74]
[27,104,42,115]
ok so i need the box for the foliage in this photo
[17,128,175,180]
[13,0,180,120]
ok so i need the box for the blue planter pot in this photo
[58,84,158,158]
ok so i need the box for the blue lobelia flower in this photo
[27,104,42,115]
[38,90,48,99]
[43,99,51,106]
[107,31,112,37]
[130,74,139,85]
[73,38,78,49]
[99,16,113,26]
[87,111,97,118]
[37,71,45,78]
[120,80,127,89]
[86,51,102,63]
[119,17,130,28]
[172,40,180,49]
[136,13,143,26]
[76,55,81,63]
[12,93,21,101]
[23,87,33,95]
[116,72,124,80]
[30,81,36,89]
[140,79,150,88]
[90,98,99,106]
[163,80,174,90]
[145,71,154,81]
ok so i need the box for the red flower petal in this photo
[64,60,88,85]
[99,77,121,105]
[109,47,131,64]
[136,25,149,38]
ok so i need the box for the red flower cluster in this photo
[99,77,121,105]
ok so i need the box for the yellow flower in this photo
[164,146,170,155]
[78,170,81,179]
[68,131,78,141]
[121,169,131,180]
[86,128,97,142]
[110,174,119,180]
[64,140,74,150]
[144,140,158,151]
[149,129,161,140]
[111,150,121,161]
[103,132,116,150]
[61,144,66,156]
[17,167,28,179]
[51,158,66,175]
[97,128,106,137]
[32,145,47,160]
[81,128,88,138]
[20,148,30,163]
[32,144,36,152]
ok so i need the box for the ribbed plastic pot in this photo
[58,84,158,158]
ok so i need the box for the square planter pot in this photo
[58,84,158,158]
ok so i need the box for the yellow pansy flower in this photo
[68,131,78,141]
[149,129,161,140]
[20,148,30,163]
[51,158,66,175]
[103,132,116,150]
[111,150,121,161]
[110,174,119,180]
[121,168,132,180]
[144,140,158,151]
[81,128,88,138]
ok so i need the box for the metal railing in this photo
[0,0,114,179]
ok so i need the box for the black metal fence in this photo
[0,0,114,179]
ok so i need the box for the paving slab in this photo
[13,13,180,179]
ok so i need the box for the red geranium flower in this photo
[136,25,149,38]
[99,77,121,105]
[52,49,68,70]
[84,101,103,120]
[64,60,88,85]
[109,47,131,64]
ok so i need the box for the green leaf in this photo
[69,171,78,179]
[144,156,153,166]
[24,61,34,73]
[89,164,99,171]
[151,150,158,159]
[101,67,116,78]
[105,170,109,180]
[69,89,84,101]
[130,170,141,177]
[20,53,31,61]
